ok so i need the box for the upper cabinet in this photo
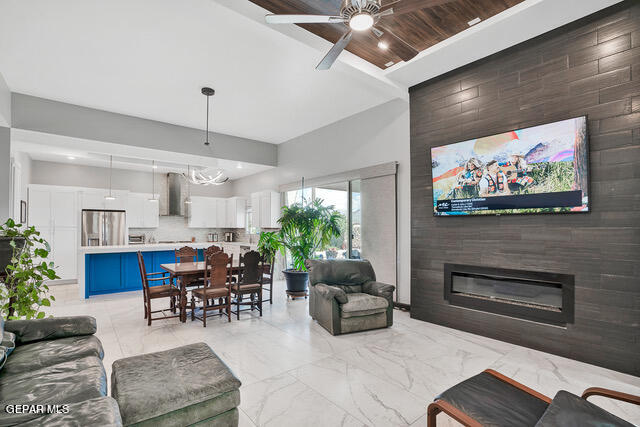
[188,196,246,228]
[127,193,159,228]
[251,190,281,229]
[29,186,78,228]
[226,197,246,228]
[80,189,127,211]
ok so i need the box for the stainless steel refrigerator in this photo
[81,209,126,246]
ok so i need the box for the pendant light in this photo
[202,87,215,146]
[184,165,192,204]
[149,160,158,202]
[104,155,116,200]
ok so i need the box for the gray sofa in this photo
[0,315,123,426]
[307,259,395,335]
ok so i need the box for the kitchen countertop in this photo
[79,241,257,254]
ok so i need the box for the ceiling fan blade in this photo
[373,24,419,62]
[375,8,395,18]
[316,31,354,71]
[381,0,458,15]
[265,14,346,24]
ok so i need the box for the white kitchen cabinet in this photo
[142,198,160,228]
[51,227,77,280]
[225,197,246,228]
[80,190,107,210]
[216,199,226,228]
[28,185,79,281]
[81,189,127,211]
[188,197,207,228]
[28,188,52,227]
[250,190,281,229]
[127,193,159,228]
[127,193,145,228]
[250,193,260,228]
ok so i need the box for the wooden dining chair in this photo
[204,245,223,258]
[137,251,181,326]
[175,245,203,290]
[190,252,233,326]
[261,261,275,304]
[231,250,264,319]
[175,246,198,263]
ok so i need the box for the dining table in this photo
[160,261,243,322]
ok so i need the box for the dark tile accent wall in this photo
[410,1,640,376]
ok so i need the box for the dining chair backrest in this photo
[205,252,232,290]
[262,261,275,283]
[204,245,223,259]
[137,251,150,294]
[175,246,197,264]
[240,250,263,285]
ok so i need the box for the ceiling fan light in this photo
[349,12,374,31]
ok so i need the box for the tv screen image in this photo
[431,116,589,216]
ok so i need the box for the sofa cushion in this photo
[111,342,241,426]
[1,334,103,375]
[307,259,376,287]
[5,316,97,345]
[340,293,388,318]
[332,284,363,294]
[341,312,388,334]
[535,390,635,427]
[0,355,107,425]
[17,396,123,427]
[436,371,549,427]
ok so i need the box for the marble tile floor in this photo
[45,282,640,427]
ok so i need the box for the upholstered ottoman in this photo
[111,342,241,426]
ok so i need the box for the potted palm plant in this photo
[257,199,341,295]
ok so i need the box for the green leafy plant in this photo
[258,199,341,271]
[1,218,58,320]
[257,231,280,264]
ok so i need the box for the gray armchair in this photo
[307,259,395,335]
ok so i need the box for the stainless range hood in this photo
[163,173,184,216]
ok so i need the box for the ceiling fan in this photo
[264,0,455,70]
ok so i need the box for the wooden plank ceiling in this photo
[250,0,525,69]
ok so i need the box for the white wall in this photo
[232,99,411,304]
[0,72,10,127]
[10,151,32,218]
[30,160,234,198]
[0,72,11,221]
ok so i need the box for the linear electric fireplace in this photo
[444,264,574,326]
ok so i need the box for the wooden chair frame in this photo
[175,246,203,291]
[261,262,275,304]
[427,369,640,426]
[190,253,233,326]
[231,251,264,319]
[137,251,181,326]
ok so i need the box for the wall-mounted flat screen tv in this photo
[431,116,589,216]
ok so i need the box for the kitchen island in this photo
[78,242,256,299]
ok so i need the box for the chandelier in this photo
[184,167,229,186]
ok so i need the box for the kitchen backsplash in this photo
[129,216,258,243]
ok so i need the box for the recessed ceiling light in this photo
[468,17,481,26]
[385,61,395,67]
[152,164,158,169]
[67,156,76,160]
[378,41,389,50]
[236,163,243,169]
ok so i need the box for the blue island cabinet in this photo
[85,249,206,298]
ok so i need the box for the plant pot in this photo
[0,236,25,277]
[282,269,309,293]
